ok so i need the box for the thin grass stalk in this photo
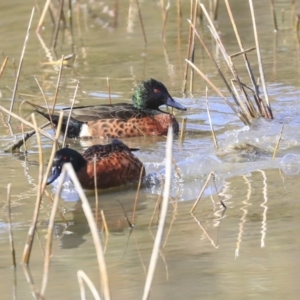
[132,165,145,224]
[100,210,109,253]
[189,0,198,94]
[51,55,64,114]
[142,127,173,300]
[52,0,64,50]
[77,270,102,300]
[224,0,260,99]
[135,0,147,44]
[269,0,278,31]
[179,117,187,145]
[106,78,112,105]
[94,156,99,225]
[7,183,16,268]
[272,124,284,159]
[213,0,219,20]
[62,79,79,147]
[182,0,196,93]
[35,76,53,125]
[22,112,64,264]
[62,164,111,300]
[190,172,214,213]
[186,20,248,122]
[8,8,35,123]
[0,56,8,80]
[161,1,170,42]
[36,0,52,33]
[149,187,163,228]
[40,166,65,296]
[205,87,218,148]
[176,0,182,56]
[248,0,272,115]
[68,0,74,49]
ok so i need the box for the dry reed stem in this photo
[212,0,219,20]
[172,157,181,179]
[132,165,145,224]
[94,156,99,225]
[161,1,170,42]
[248,0,272,114]
[135,0,147,44]
[142,127,173,300]
[100,210,109,253]
[182,0,196,93]
[34,77,53,124]
[36,0,52,33]
[4,122,50,153]
[148,179,164,228]
[179,117,187,145]
[51,55,64,114]
[190,172,214,213]
[62,164,111,300]
[0,56,8,80]
[40,162,65,296]
[190,213,218,248]
[162,202,177,248]
[51,0,64,50]
[0,105,55,142]
[62,79,79,147]
[176,0,182,51]
[205,87,218,149]
[7,183,16,268]
[272,124,284,159]
[22,264,42,299]
[22,112,64,265]
[8,8,35,123]
[269,0,278,31]
[106,78,112,105]
[77,270,102,300]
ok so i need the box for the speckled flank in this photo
[76,151,145,189]
[86,114,179,138]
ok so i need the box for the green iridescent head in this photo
[132,79,187,111]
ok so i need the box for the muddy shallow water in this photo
[1,1,300,299]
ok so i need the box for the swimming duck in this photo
[47,139,145,189]
[34,79,186,138]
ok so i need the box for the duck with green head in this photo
[32,79,187,138]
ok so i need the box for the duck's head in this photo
[132,79,187,111]
[46,148,86,185]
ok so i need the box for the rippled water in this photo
[1,0,300,299]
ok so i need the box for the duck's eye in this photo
[153,88,160,94]
[63,156,67,161]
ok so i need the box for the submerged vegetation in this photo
[1,0,300,299]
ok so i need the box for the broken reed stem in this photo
[248,0,272,115]
[62,79,79,147]
[22,112,64,265]
[36,0,52,33]
[142,127,173,300]
[0,106,55,142]
[205,87,218,149]
[0,56,9,80]
[269,0,278,32]
[179,117,187,145]
[106,77,112,105]
[7,183,16,268]
[51,55,64,114]
[272,124,284,159]
[161,2,170,42]
[94,156,99,225]
[77,270,101,300]
[190,172,214,213]
[8,7,35,123]
[132,165,145,224]
[135,0,147,44]
[62,164,111,300]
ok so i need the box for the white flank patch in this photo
[79,124,92,138]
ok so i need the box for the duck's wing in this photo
[82,139,139,161]
[66,103,146,122]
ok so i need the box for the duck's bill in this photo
[166,97,187,111]
[47,167,61,185]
